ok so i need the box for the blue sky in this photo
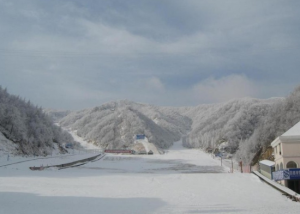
[1,0,300,109]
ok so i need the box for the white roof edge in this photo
[270,121,300,147]
[281,121,300,137]
[278,135,300,143]
[259,160,275,166]
[280,135,300,140]
[271,137,280,147]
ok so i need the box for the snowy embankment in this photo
[0,132,17,157]
[253,171,300,201]
[57,123,101,151]
[133,137,160,154]
[0,140,300,214]
[0,129,101,170]
[68,129,101,151]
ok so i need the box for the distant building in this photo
[65,143,73,149]
[136,134,146,140]
[259,160,275,180]
[138,150,147,155]
[271,121,300,193]
[104,149,134,154]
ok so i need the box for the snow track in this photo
[53,153,105,170]
[0,154,76,168]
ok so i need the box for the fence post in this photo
[240,160,243,173]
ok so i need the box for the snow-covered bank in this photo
[0,141,299,214]
[68,129,101,151]
[0,132,16,153]
[133,137,160,154]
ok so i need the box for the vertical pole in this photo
[240,161,243,173]
[231,158,233,173]
[221,156,222,166]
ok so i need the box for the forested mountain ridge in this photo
[59,86,300,164]
[235,86,300,163]
[0,87,76,155]
[3,84,300,163]
[60,100,192,149]
[179,97,283,162]
[59,96,284,161]
[180,86,300,164]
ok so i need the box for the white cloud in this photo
[192,75,257,103]
[146,77,165,91]
[78,19,159,55]
[1,1,300,109]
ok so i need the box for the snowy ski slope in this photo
[0,141,299,214]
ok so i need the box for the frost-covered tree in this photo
[60,100,192,149]
[58,86,300,165]
[178,97,280,154]
[236,85,300,164]
[0,86,77,155]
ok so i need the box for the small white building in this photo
[271,121,300,193]
[271,123,300,170]
[259,160,275,180]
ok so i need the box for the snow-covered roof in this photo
[271,121,300,146]
[259,160,275,167]
[282,121,300,137]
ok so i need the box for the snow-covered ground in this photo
[58,123,101,151]
[0,132,16,154]
[134,137,160,154]
[68,129,101,151]
[1,141,300,214]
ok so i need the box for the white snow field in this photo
[1,141,300,214]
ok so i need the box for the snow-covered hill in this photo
[0,87,78,156]
[3,84,300,165]
[181,97,282,149]
[59,97,284,159]
[0,132,16,154]
[60,100,192,149]
[43,109,72,123]
[132,136,160,154]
